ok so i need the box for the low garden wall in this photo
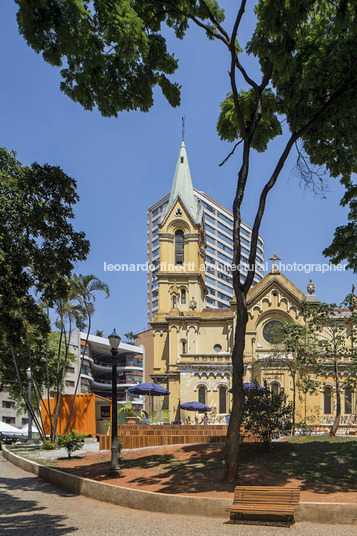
[98,424,260,450]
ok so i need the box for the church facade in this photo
[145,141,356,430]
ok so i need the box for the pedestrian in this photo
[201,412,209,425]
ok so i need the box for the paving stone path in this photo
[0,457,355,536]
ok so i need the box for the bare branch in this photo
[228,2,249,142]
[243,133,296,293]
[234,55,259,90]
[292,141,328,197]
[219,140,243,167]
[259,63,273,92]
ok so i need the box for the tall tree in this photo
[14,1,357,479]
[0,147,89,339]
[302,299,357,436]
[270,323,313,436]
[0,146,89,438]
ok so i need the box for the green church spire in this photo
[167,141,197,219]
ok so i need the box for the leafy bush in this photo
[41,439,57,450]
[118,433,124,456]
[57,429,86,458]
[243,380,292,450]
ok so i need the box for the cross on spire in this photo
[269,252,281,273]
[182,116,185,141]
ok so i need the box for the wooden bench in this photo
[226,486,300,523]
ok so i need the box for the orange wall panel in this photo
[41,394,96,436]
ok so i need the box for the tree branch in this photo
[156,1,229,45]
[219,140,243,167]
[199,0,230,42]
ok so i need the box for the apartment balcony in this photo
[91,362,143,373]
[91,378,143,390]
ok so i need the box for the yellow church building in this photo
[138,141,356,431]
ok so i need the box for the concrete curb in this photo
[3,447,356,524]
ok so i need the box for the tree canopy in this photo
[0,147,90,343]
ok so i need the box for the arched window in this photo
[198,386,206,405]
[324,386,332,415]
[181,289,186,304]
[175,230,184,265]
[271,382,280,396]
[219,386,227,414]
[345,388,352,415]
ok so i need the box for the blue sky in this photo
[1,2,355,337]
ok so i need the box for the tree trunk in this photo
[63,315,91,434]
[292,372,296,436]
[330,358,341,436]
[224,287,247,481]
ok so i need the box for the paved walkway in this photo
[0,457,355,536]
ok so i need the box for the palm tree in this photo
[63,274,109,433]
[49,295,85,440]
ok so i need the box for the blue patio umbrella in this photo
[128,383,170,420]
[179,401,211,412]
[128,382,170,396]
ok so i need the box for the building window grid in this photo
[218,213,233,226]
[207,286,216,296]
[2,401,15,409]
[217,241,233,255]
[205,223,216,236]
[201,201,215,213]
[206,275,216,286]
[217,280,232,293]
[204,214,216,225]
[217,291,231,301]
[3,417,15,424]
[217,221,232,234]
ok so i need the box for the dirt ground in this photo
[51,443,357,504]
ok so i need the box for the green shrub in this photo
[57,429,86,458]
[41,439,57,450]
[118,433,124,455]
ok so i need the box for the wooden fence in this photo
[98,424,261,450]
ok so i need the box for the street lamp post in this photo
[108,329,121,476]
[26,367,33,444]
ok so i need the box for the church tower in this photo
[154,141,207,319]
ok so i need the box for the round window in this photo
[214,344,222,352]
[262,320,284,344]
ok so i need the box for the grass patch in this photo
[259,437,357,485]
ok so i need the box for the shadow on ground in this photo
[0,462,78,535]
[54,438,357,497]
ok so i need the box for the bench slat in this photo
[227,486,300,519]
